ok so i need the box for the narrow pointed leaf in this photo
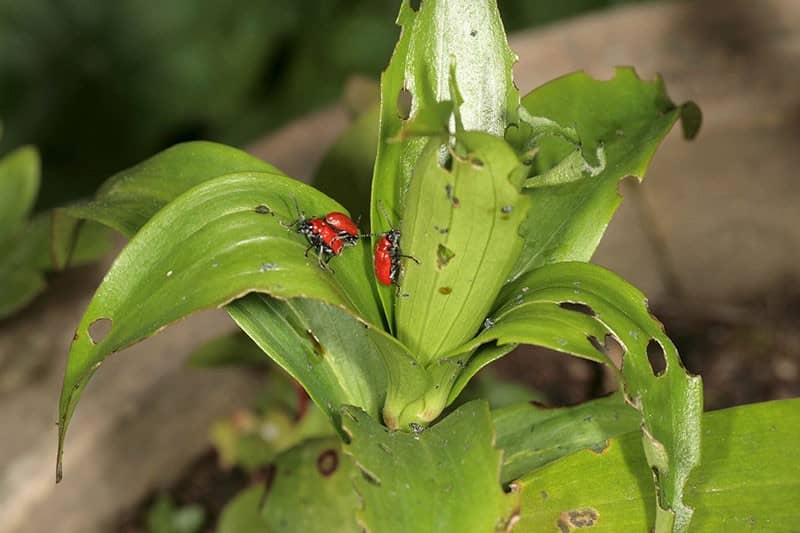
[342,401,519,533]
[218,438,360,533]
[493,394,640,484]
[508,68,699,281]
[57,172,382,480]
[396,132,529,362]
[371,0,519,327]
[0,145,39,241]
[514,399,799,532]
[452,262,702,531]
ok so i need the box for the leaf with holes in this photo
[370,0,519,328]
[342,400,519,533]
[494,394,641,484]
[218,438,360,533]
[507,67,701,282]
[445,261,702,531]
[395,132,529,362]
[56,172,383,480]
[513,399,800,532]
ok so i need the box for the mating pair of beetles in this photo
[283,201,418,288]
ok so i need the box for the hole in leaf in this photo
[559,301,596,317]
[588,334,624,370]
[88,318,112,345]
[316,449,338,476]
[306,329,326,358]
[409,0,422,11]
[397,87,412,120]
[439,145,453,172]
[436,244,455,268]
[647,338,667,376]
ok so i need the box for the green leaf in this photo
[0,145,39,242]
[508,68,699,281]
[56,172,382,480]
[493,394,640,484]
[312,105,379,220]
[371,0,519,328]
[186,330,270,368]
[59,141,279,237]
[218,438,360,533]
[450,262,702,531]
[342,400,518,533]
[227,295,394,426]
[513,399,800,532]
[396,132,529,362]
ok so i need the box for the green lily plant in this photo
[54,1,799,531]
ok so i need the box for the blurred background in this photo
[0,0,641,209]
[1,0,799,532]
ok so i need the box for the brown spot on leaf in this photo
[557,508,599,530]
[316,449,338,476]
[439,287,452,295]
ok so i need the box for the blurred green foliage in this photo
[0,0,644,209]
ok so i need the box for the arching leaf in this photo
[56,171,382,480]
[446,262,702,531]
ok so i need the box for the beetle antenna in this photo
[376,200,394,229]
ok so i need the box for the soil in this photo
[115,288,800,532]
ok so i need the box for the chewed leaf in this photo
[507,67,700,282]
[371,0,519,329]
[342,401,519,533]
[218,438,360,533]
[57,172,381,480]
[396,132,529,363]
[514,400,800,532]
[493,394,640,484]
[448,262,702,532]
